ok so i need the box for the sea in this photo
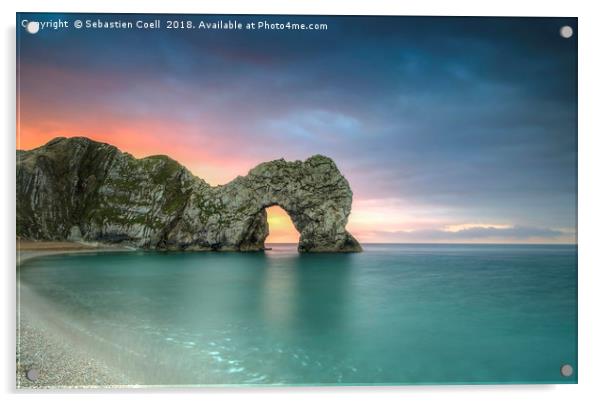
[18,243,577,386]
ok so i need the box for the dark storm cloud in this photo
[17,13,577,231]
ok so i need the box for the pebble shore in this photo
[17,314,130,389]
[17,240,134,388]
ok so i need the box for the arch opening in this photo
[264,205,300,246]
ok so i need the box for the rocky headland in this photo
[17,137,361,252]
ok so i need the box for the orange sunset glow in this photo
[16,18,576,245]
[265,206,299,244]
[17,120,261,186]
[16,131,576,244]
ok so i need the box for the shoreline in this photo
[17,240,135,266]
[17,240,135,388]
[17,308,130,389]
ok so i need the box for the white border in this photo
[3,1,601,401]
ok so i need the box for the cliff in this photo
[16,137,362,252]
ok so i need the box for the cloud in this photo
[17,14,578,236]
[361,225,573,243]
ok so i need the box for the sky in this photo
[17,14,577,243]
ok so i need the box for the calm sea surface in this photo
[18,244,577,385]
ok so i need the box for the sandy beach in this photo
[17,240,134,388]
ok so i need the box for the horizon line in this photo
[265,242,577,246]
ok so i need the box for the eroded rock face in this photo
[17,137,362,252]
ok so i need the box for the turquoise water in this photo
[18,244,577,385]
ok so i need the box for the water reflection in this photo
[18,244,577,385]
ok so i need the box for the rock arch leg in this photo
[238,209,269,251]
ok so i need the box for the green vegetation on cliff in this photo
[17,137,361,252]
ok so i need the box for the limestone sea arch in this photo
[17,137,362,252]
